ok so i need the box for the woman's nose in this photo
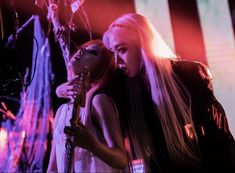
[114,53,118,63]
[114,53,121,64]
[115,56,124,65]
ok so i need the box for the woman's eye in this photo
[88,49,98,56]
[117,48,126,54]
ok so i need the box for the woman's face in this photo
[108,36,141,78]
[69,43,102,75]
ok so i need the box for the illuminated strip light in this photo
[134,0,175,53]
[197,0,235,137]
[132,159,144,172]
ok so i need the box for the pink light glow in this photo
[0,128,8,151]
[0,127,8,169]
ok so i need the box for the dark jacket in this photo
[172,60,235,173]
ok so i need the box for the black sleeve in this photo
[194,63,235,170]
[173,60,235,171]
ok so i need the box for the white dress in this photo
[54,103,122,172]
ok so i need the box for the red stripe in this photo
[168,0,207,65]
[228,0,235,38]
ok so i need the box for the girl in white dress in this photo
[47,40,128,172]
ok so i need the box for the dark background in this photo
[0,0,135,116]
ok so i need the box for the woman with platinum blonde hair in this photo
[103,13,235,173]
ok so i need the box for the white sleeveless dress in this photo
[54,103,123,172]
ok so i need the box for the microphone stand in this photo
[5,15,35,48]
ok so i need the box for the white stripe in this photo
[197,0,235,137]
[134,0,175,53]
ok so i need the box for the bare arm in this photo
[47,105,63,172]
[55,76,80,100]
[91,94,128,168]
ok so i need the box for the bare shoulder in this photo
[92,93,118,119]
[92,93,113,105]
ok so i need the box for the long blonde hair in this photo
[103,13,200,171]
